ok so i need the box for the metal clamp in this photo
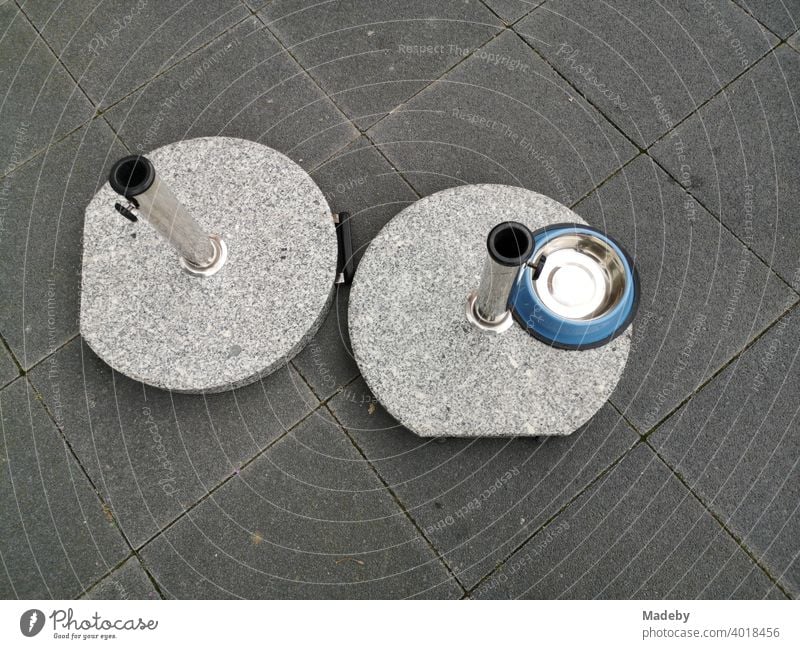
[333,211,354,285]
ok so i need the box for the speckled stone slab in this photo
[349,184,631,437]
[81,137,337,393]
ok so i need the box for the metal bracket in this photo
[114,201,138,222]
[333,211,354,285]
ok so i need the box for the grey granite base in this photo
[81,137,337,393]
[349,185,631,437]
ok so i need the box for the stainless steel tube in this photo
[109,155,221,271]
[467,221,534,332]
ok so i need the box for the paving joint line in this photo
[567,152,641,209]
[288,355,361,405]
[354,27,520,198]
[0,8,256,181]
[642,149,800,298]
[22,373,147,593]
[12,0,137,175]
[21,332,80,376]
[645,439,793,598]
[0,333,25,384]
[0,115,97,182]
[247,10,421,192]
[606,398,643,436]
[463,439,641,597]
[254,6,505,145]
[631,295,800,439]
[477,0,535,28]
[510,22,791,278]
[73,551,166,600]
[730,0,791,42]
[71,552,133,599]
[14,1,99,111]
[73,11,255,118]
[320,402,468,596]
[133,398,327,552]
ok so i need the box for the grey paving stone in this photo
[311,137,418,265]
[259,0,503,129]
[291,286,359,401]
[367,30,637,199]
[473,444,784,598]
[28,337,319,549]
[82,556,160,600]
[789,29,800,52]
[0,342,19,389]
[574,156,795,433]
[734,0,800,38]
[651,306,800,597]
[0,119,127,370]
[18,0,249,109]
[140,414,462,598]
[517,0,777,147]
[650,46,800,292]
[243,0,269,12]
[0,378,129,599]
[0,3,94,174]
[327,378,638,588]
[104,17,358,172]
[482,0,543,25]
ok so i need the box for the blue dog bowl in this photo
[509,224,639,350]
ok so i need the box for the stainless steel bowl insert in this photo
[531,233,627,321]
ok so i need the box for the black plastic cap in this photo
[486,221,534,267]
[109,155,155,198]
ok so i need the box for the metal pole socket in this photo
[466,221,534,333]
[108,155,227,277]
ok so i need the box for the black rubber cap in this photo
[486,221,534,267]
[108,155,155,198]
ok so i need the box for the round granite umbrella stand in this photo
[80,137,339,393]
[348,184,632,437]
